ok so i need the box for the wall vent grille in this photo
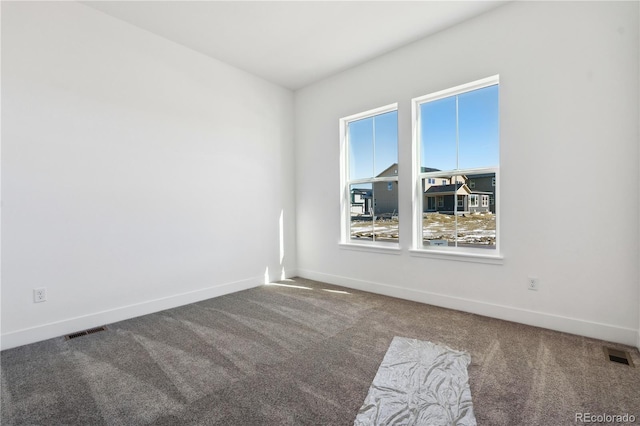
[603,347,634,367]
[65,326,107,340]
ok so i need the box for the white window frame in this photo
[469,194,479,207]
[339,103,400,253]
[410,75,501,263]
[481,195,489,207]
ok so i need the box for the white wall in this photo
[1,2,296,350]
[2,1,638,351]
[295,1,640,346]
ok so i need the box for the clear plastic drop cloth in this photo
[354,336,476,426]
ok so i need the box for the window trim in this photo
[340,103,399,249]
[409,248,503,264]
[412,75,499,106]
[411,75,500,258]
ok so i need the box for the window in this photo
[340,104,399,245]
[427,197,436,210]
[413,76,499,253]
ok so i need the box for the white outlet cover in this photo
[34,288,47,303]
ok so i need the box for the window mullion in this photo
[371,118,376,241]
[372,116,376,179]
[455,95,459,247]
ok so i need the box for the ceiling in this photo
[82,1,509,90]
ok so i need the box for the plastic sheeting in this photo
[354,337,476,426]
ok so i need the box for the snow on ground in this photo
[350,212,496,246]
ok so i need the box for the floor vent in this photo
[603,347,634,367]
[65,326,107,340]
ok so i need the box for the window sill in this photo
[408,248,503,265]
[339,242,402,255]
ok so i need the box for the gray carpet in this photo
[2,277,639,425]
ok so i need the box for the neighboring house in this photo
[350,188,372,215]
[372,163,399,216]
[424,181,472,213]
[423,174,493,214]
[466,173,496,213]
[351,164,495,216]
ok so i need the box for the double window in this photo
[340,75,499,258]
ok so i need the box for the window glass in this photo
[420,97,457,171]
[458,86,499,169]
[373,111,399,176]
[349,118,373,181]
[350,183,373,241]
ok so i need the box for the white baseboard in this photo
[297,269,639,348]
[1,276,263,351]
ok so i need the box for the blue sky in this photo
[349,110,398,180]
[421,84,499,170]
[348,84,498,180]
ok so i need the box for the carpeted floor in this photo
[2,277,639,425]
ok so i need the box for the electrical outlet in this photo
[34,287,47,303]
[528,277,539,291]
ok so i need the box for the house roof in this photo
[375,164,440,177]
[351,188,372,196]
[376,163,399,178]
[421,167,441,173]
[425,183,470,195]
[467,173,495,179]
